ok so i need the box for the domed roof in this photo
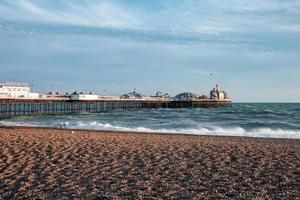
[174,92,199,101]
[120,91,143,99]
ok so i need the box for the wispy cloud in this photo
[1,0,300,34]
[0,0,299,54]
[0,0,142,28]
[222,0,300,13]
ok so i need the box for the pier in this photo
[0,82,232,119]
[0,99,231,119]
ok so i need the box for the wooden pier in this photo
[0,99,231,119]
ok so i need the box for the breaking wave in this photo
[1,120,299,139]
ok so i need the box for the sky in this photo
[0,0,299,102]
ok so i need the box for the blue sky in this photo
[0,0,299,102]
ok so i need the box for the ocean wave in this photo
[1,120,299,139]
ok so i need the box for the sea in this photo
[1,103,300,139]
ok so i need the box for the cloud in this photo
[0,0,299,60]
[223,0,300,13]
[1,0,300,36]
[0,0,142,29]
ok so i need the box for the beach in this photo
[0,127,299,199]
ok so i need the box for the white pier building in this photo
[0,82,39,99]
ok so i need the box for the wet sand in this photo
[0,127,299,199]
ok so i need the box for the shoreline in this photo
[0,125,300,140]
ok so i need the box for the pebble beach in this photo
[0,127,299,199]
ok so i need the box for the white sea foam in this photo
[1,120,299,139]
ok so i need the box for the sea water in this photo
[1,103,300,139]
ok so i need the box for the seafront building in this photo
[70,92,99,101]
[210,85,228,100]
[0,83,39,99]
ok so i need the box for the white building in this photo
[28,93,40,99]
[99,96,121,100]
[0,82,41,99]
[209,85,229,100]
[70,92,99,100]
[0,83,30,98]
[218,91,226,100]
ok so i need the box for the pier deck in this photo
[0,99,231,119]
